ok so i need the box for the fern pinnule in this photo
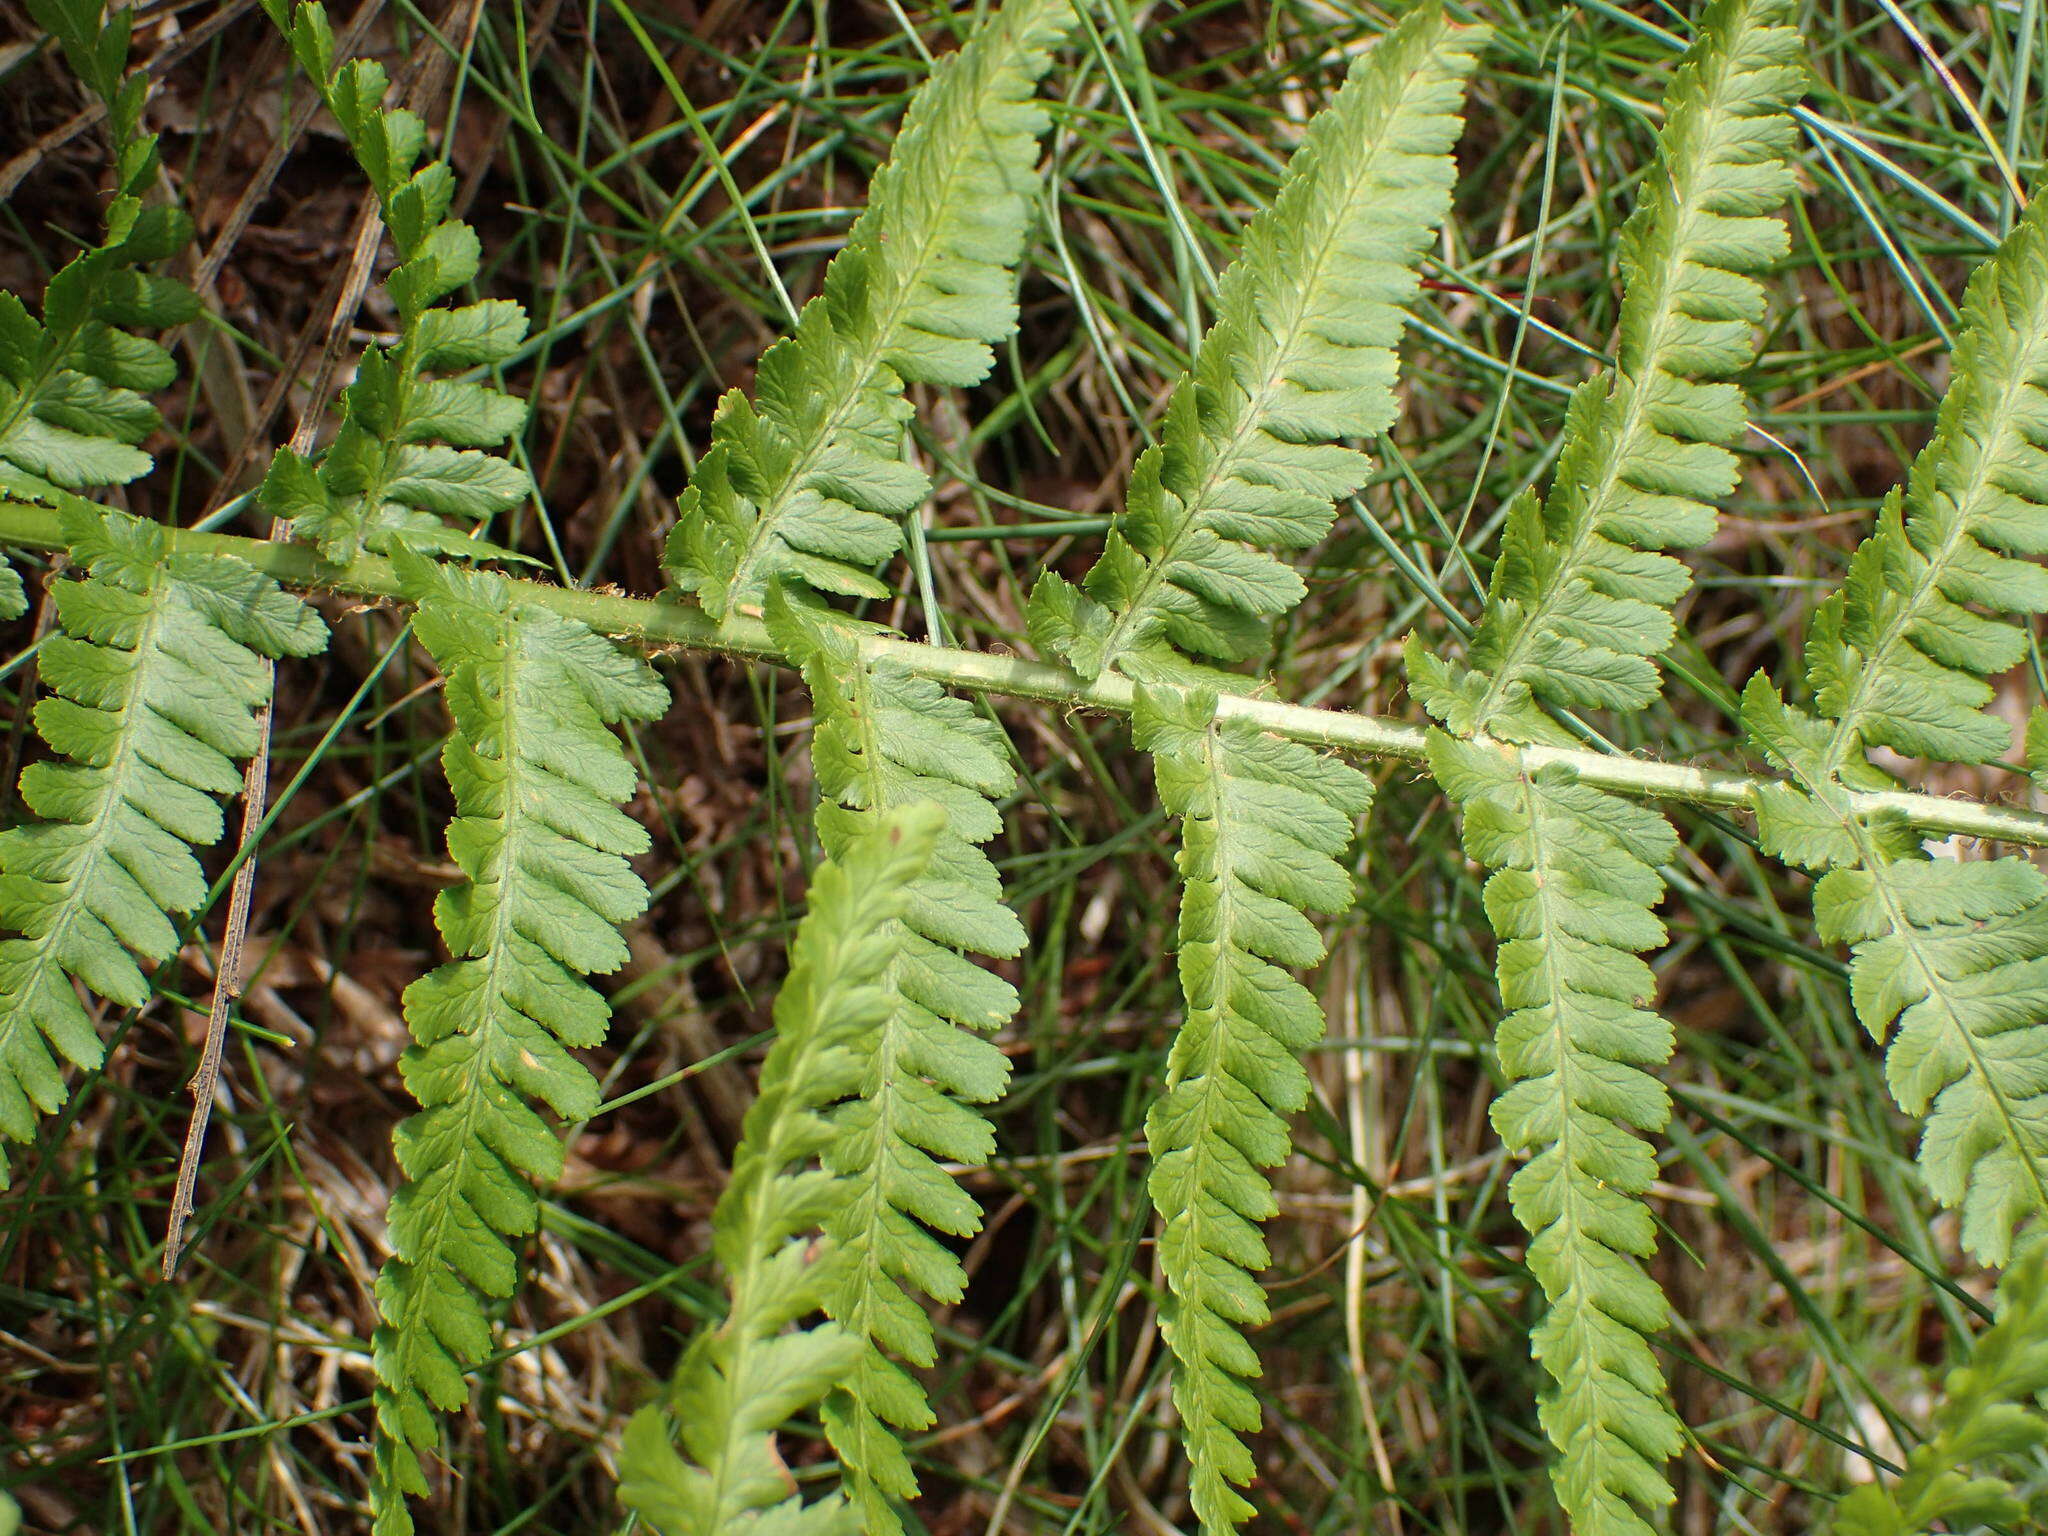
[666,0,1071,619]
[0,506,325,1185]
[617,804,944,1536]
[1030,5,1479,683]
[258,0,531,567]
[770,598,1023,1535]
[1134,686,1370,1532]
[367,551,665,1532]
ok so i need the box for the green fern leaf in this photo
[617,804,944,1536]
[666,0,1072,619]
[1749,673,2048,1265]
[1134,686,1370,1531]
[769,597,1022,1534]
[1818,855,2048,1263]
[0,0,197,518]
[259,3,530,566]
[0,505,325,1185]
[1029,6,1480,683]
[1833,1239,2048,1535]
[1416,0,1803,740]
[1794,186,2048,767]
[368,550,665,1532]
[1428,732,1684,1536]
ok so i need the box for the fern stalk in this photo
[5,493,2047,850]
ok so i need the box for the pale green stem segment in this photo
[3,498,2045,848]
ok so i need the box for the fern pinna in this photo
[1745,182,2048,1266]
[771,598,1023,1536]
[0,506,324,1183]
[370,552,664,1532]
[0,0,201,619]
[1410,2,1803,1530]
[617,804,944,1536]
[667,0,1072,618]
[1030,5,1481,685]
[1135,688,1370,1529]
[257,0,531,565]
[657,0,1068,1523]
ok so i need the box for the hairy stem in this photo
[2,497,2044,847]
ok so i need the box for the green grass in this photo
[2,1,2045,1532]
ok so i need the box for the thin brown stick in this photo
[162,0,485,1279]
[162,238,381,1281]
[161,204,387,1279]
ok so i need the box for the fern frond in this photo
[0,0,199,616]
[1133,686,1370,1531]
[1411,0,1802,740]
[1832,1239,2048,1536]
[369,550,665,1532]
[258,1,531,566]
[617,804,944,1536]
[1407,8,1802,1530]
[666,0,1071,619]
[0,505,325,1184]
[769,597,1023,1535]
[1428,733,1684,1536]
[1029,7,1479,683]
